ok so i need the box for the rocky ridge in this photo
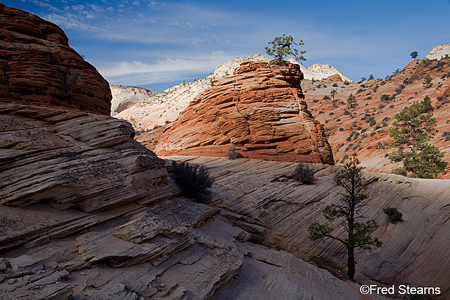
[115,55,350,131]
[0,3,111,115]
[154,60,334,164]
[425,44,450,60]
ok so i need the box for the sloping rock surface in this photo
[0,102,176,212]
[0,4,111,115]
[0,101,379,299]
[155,61,334,164]
[171,156,450,298]
[301,56,450,176]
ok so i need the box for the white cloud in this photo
[99,51,232,86]
[45,13,97,31]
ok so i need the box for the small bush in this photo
[62,70,79,97]
[240,111,250,120]
[228,146,242,160]
[369,117,376,126]
[292,162,314,184]
[395,84,405,94]
[380,94,390,102]
[340,154,349,163]
[383,207,403,223]
[171,161,214,203]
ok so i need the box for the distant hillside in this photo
[114,55,350,131]
[302,48,450,176]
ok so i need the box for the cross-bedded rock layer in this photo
[0,4,111,115]
[155,61,334,164]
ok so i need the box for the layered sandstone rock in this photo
[155,61,334,164]
[0,100,380,298]
[0,102,177,212]
[172,156,450,298]
[0,4,111,115]
[116,54,351,131]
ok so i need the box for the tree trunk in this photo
[347,246,355,280]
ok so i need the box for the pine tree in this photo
[389,96,447,178]
[265,34,306,65]
[308,155,382,280]
[347,93,356,108]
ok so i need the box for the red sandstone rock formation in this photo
[0,4,111,115]
[154,61,334,164]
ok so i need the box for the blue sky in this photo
[3,0,450,92]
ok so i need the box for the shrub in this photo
[292,162,314,184]
[383,207,403,224]
[62,70,79,97]
[395,84,405,94]
[369,117,376,126]
[240,111,250,120]
[171,161,214,203]
[228,146,242,160]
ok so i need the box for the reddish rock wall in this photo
[155,61,334,164]
[0,4,111,115]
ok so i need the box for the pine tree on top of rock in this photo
[265,34,306,65]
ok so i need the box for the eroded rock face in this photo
[0,102,177,212]
[155,61,334,164]
[0,4,111,115]
[175,156,450,298]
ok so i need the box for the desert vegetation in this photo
[308,155,382,280]
[171,161,214,203]
[292,162,314,184]
[265,34,306,65]
[389,96,448,178]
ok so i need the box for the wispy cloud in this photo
[100,51,233,86]
[45,13,98,31]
